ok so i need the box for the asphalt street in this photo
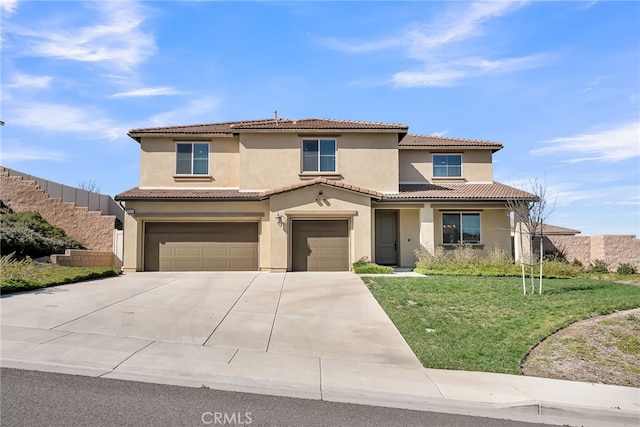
[0,368,554,427]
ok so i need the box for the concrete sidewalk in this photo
[1,272,638,426]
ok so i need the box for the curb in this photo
[3,358,637,427]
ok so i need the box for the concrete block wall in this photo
[597,235,640,271]
[541,234,640,271]
[0,168,116,252]
[51,250,117,268]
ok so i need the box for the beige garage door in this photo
[291,220,349,271]
[144,222,258,271]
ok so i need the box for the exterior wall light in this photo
[275,211,283,225]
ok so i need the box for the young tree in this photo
[507,179,553,294]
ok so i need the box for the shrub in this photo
[0,207,83,259]
[352,259,394,274]
[616,263,638,275]
[414,245,581,278]
[590,259,610,274]
[353,263,394,274]
[0,254,44,284]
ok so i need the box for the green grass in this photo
[364,275,640,374]
[1,258,118,294]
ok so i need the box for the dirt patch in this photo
[522,308,640,387]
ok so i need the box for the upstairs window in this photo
[433,154,462,177]
[442,212,481,245]
[302,139,336,172]
[176,143,209,175]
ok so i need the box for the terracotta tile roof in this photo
[117,181,534,202]
[399,134,503,150]
[509,220,581,235]
[384,182,536,201]
[115,178,384,201]
[128,118,408,140]
[115,187,262,201]
[128,119,269,137]
[230,118,408,131]
[262,177,383,198]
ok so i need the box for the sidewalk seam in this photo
[319,358,324,400]
[100,340,157,377]
[265,272,287,353]
[39,331,73,344]
[202,272,262,346]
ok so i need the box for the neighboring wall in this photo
[538,234,640,271]
[1,168,117,252]
[2,167,123,222]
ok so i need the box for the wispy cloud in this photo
[147,97,222,128]
[532,121,640,162]
[5,73,52,89]
[6,1,155,71]
[8,101,120,140]
[0,0,18,15]
[322,1,543,87]
[1,146,66,162]
[110,86,185,98]
[431,129,449,137]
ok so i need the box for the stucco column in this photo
[121,212,139,272]
[513,221,531,263]
[419,204,435,253]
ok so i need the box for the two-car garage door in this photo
[143,220,349,272]
[144,222,258,271]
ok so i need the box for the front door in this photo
[375,211,397,265]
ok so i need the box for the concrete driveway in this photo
[1,272,430,399]
[4,272,639,425]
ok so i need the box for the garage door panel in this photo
[292,220,349,272]
[145,222,258,271]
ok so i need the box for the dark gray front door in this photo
[375,211,397,265]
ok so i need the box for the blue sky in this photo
[1,0,638,236]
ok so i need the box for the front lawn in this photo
[364,275,640,374]
[0,257,118,294]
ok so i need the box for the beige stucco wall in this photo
[139,136,240,188]
[239,132,399,192]
[268,185,372,271]
[432,207,511,255]
[399,149,494,183]
[398,209,420,267]
[120,200,269,272]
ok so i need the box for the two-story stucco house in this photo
[115,117,534,272]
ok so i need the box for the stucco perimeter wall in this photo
[269,185,372,272]
[1,172,116,252]
[51,250,119,269]
[121,200,269,272]
[539,235,640,271]
[239,132,399,192]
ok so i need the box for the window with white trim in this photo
[433,154,462,177]
[442,212,481,245]
[176,142,209,175]
[302,139,336,172]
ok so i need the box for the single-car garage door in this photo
[144,222,258,271]
[291,220,349,271]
